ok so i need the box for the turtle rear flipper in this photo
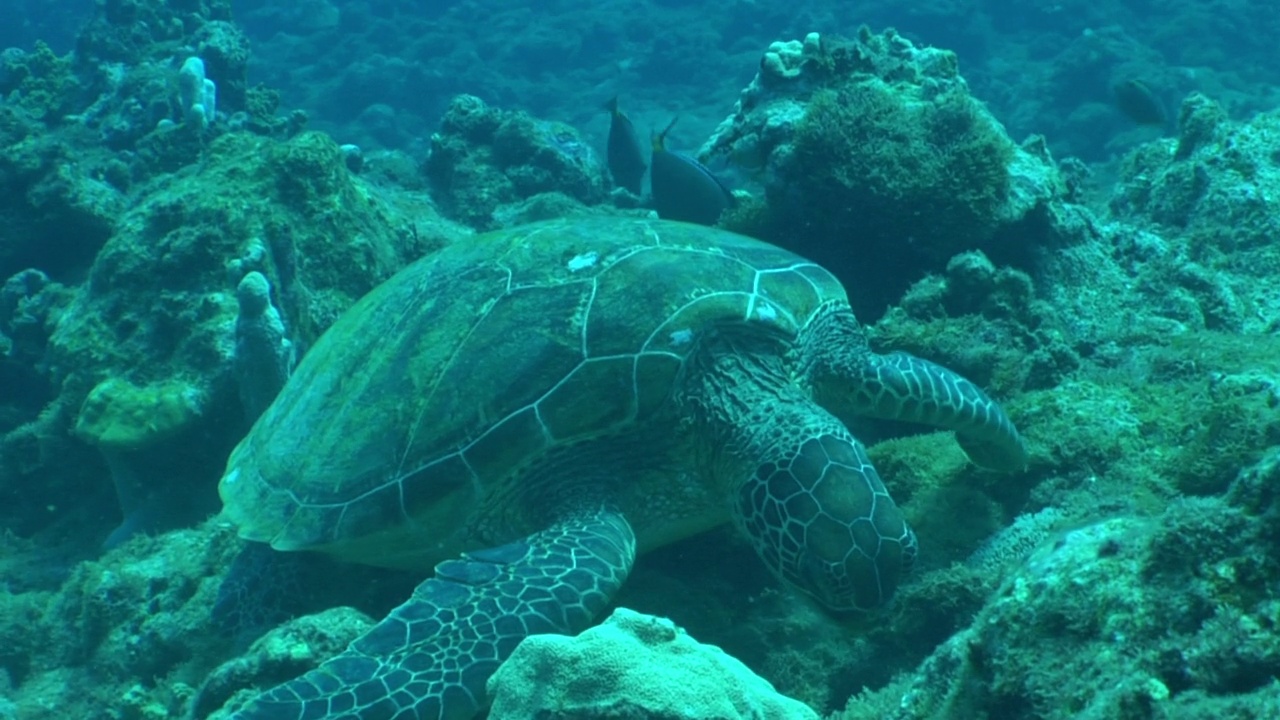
[229,508,636,720]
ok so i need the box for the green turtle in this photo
[219,215,1025,719]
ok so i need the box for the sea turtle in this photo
[219,215,1026,719]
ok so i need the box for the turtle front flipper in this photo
[228,508,636,720]
[800,304,1026,473]
[848,351,1027,472]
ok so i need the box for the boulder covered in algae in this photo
[487,608,819,720]
[704,27,1068,320]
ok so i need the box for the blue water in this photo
[7,0,1277,162]
[2,1,1280,718]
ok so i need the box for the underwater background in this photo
[2,0,1280,718]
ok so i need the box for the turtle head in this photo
[736,430,917,612]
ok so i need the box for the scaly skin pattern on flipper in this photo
[798,301,1028,473]
[853,351,1028,472]
[229,509,635,720]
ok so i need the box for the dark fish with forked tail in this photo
[603,96,647,195]
[650,117,735,226]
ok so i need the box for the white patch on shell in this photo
[754,300,778,321]
[668,328,694,346]
[566,251,599,272]
[223,467,240,485]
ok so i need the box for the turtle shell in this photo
[219,216,846,564]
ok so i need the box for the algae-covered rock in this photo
[74,377,204,452]
[233,272,292,422]
[789,79,1015,256]
[834,462,1280,719]
[3,525,244,719]
[1108,98,1280,335]
[701,28,1066,320]
[425,94,609,230]
[72,377,210,545]
[28,129,467,544]
[45,131,452,421]
[487,607,819,720]
[0,119,125,284]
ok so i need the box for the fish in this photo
[1113,79,1166,126]
[603,96,647,195]
[649,117,736,226]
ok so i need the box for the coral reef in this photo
[0,8,472,549]
[424,94,610,230]
[232,271,292,422]
[73,376,207,546]
[185,0,1280,168]
[0,3,1279,719]
[18,127,466,544]
[704,28,1065,320]
[0,527,240,718]
[1109,94,1280,333]
[487,608,819,720]
[833,451,1280,719]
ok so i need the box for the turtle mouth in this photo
[797,552,861,610]
[792,521,917,613]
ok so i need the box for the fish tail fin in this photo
[652,116,679,151]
